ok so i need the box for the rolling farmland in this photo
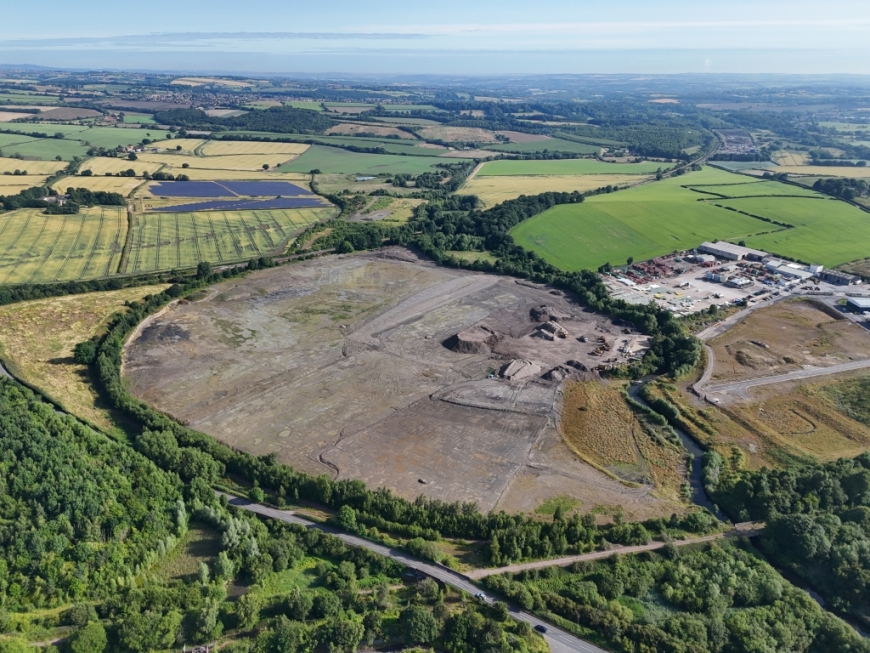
[278,145,445,175]
[0,206,127,284]
[478,159,667,176]
[461,173,651,206]
[124,207,335,273]
[511,169,781,271]
[78,157,165,176]
[483,138,599,154]
[0,157,67,175]
[51,175,146,195]
[199,140,309,156]
[718,196,870,266]
[138,152,301,171]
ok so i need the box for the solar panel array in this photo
[150,180,312,198]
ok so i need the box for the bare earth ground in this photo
[124,250,671,517]
[708,300,870,384]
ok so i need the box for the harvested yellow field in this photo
[461,174,650,206]
[561,382,687,500]
[151,138,206,154]
[0,157,67,175]
[138,153,299,171]
[200,140,310,156]
[79,156,165,176]
[326,123,413,139]
[155,167,309,182]
[419,126,498,143]
[0,286,167,431]
[0,175,48,193]
[771,166,870,179]
[772,151,810,166]
[51,174,146,195]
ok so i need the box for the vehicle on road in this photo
[535,624,548,633]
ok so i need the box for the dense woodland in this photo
[484,542,869,653]
[0,380,544,652]
[153,107,335,134]
[708,452,870,624]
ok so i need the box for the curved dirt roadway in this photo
[218,492,608,653]
[705,358,870,400]
[467,522,763,579]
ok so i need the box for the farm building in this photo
[819,270,862,286]
[698,241,768,261]
[846,297,870,312]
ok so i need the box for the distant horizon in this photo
[1,0,868,76]
[3,55,870,81]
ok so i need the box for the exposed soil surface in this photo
[124,250,667,516]
[709,300,870,384]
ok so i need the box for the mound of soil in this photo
[530,305,574,322]
[444,325,500,354]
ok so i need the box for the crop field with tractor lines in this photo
[478,158,666,176]
[124,206,335,274]
[51,175,146,195]
[0,206,126,284]
[199,140,310,156]
[278,144,445,175]
[461,173,651,206]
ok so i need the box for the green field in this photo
[478,159,667,176]
[0,207,127,284]
[483,138,599,155]
[0,134,41,149]
[688,180,822,198]
[716,196,870,266]
[0,124,89,136]
[511,169,784,271]
[0,126,172,161]
[277,145,445,175]
[284,101,324,111]
[125,207,335,273]
[122,115,156,124]
[3,138,89,161]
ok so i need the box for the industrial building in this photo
[819,270,862,286]
[698,241,768,261]
[764,259,816,281]
[847,297,870,313]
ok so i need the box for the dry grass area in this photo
[0,286,168,430]
[496,131,552,143]
[152,138,206,154]
[171,77,254,87]
[460,174,648,207]
[560,382,687,501]
[52,174,146,195]
[138,153,299,171]
[0,112,33,122]
[652,372,870,472]
[0,157,67,175]
[199,141,309,156]
[155,168,309,182]
[325,123,413,139]
[709,300,870,383]
[79,157,165,176]
[0,175,48,193]
[419,126,498,143]
[772,151,811,166]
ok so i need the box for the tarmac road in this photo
[218,493,609,653]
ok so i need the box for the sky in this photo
[1,0,870,75]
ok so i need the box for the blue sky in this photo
[1,0,869,75]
